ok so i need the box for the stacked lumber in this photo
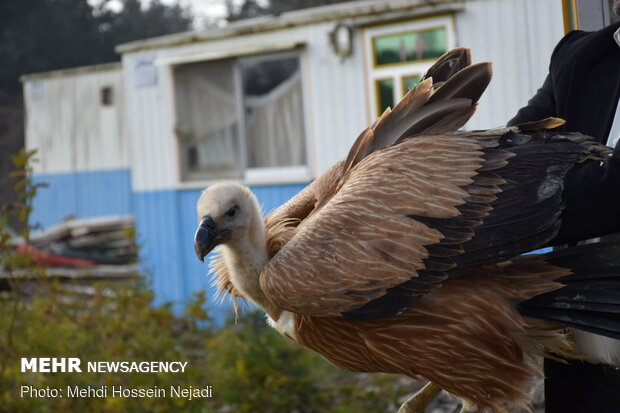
[29,215,137,266]
[8,215,139,282]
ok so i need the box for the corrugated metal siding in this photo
[123,56,180,193]
[31,169,133,229]
[123,0,564,192]
[123,22,368,192]
[457,0,565,129]
[133,190,187,308]
[133,184,305,316]
[24,67,129,174]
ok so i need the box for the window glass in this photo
[373,27,447,67]
[365,17,454,118]
[174,59,242,181]
[100,86,113,106]
[174,54,307,182]
[241,57,306,169]
[402,74,422,93]
[375,78,394,115]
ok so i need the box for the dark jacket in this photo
[509,21,620,245]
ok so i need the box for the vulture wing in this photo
[261,128,609,319]
[260,48,609,319]
[264,49,488,255]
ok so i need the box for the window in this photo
[173,52,307,183]
[240,56,306,169]
[101,86,113,106]
[372,27,448,67]
[364,16,455,117]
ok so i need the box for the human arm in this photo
[551,143,620,245]
[508,29,620,245]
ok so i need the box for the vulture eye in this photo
[225,205,239,218]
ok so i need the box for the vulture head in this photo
[194,182,274,314]
[194,182,262,261]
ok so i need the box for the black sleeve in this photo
[551,150,620,245]
[506,30,620,245]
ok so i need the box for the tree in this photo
[0,0,192,94]
[0,0,192,222]
[95,0,192,63]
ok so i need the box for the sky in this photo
[98,0,270,28]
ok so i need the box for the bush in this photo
[0,150,415,412]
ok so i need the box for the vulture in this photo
[194,48,620,413]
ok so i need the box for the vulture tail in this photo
[518,242,620,340]
[342,48,492,177]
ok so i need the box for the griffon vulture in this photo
[194,49,620,413]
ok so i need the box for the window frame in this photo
[173,49,312,188]
[235,51,311,185]
[175,58,242,183]
[363,15,456,120]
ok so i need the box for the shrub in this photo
[0,149,417,412]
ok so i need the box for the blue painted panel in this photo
[252,184,307,215]
[30,169,306,320]
[132,190,188,312]
[31,169,132,229]
[525,247,552,255]
[134,183,306,321]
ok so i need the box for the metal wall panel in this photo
[133,184,305,317]
[123,22,369,192]
[31,169,133,229]
[456,0,565,129]
[122,53,180,194]
[24,66,130,174]
[123,0,565,192]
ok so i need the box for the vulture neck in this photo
[223,210,281,320]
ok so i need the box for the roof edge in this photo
[116,0,460,54]
[20,62,122,83]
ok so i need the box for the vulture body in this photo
[194,49,620,413]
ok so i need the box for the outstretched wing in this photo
[264,49,489,256]
[260,127,609,319]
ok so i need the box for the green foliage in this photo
[204,312,411,413]
[0,289,412,412]
[1,286,212,413]
[0,152,413,412]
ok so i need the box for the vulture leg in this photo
[397,381,442,413]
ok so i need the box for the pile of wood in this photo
[9,215,140,284]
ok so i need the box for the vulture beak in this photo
[194,216,220,262]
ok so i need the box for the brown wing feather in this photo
[421,47,471,85]
[261,126,607,318]
[261,135,491,317]
[340,57,491,180]
[293,255,581,413]
[266,48,490,260]
[264,161,344,257]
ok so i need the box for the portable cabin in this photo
[24,0,572,318]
